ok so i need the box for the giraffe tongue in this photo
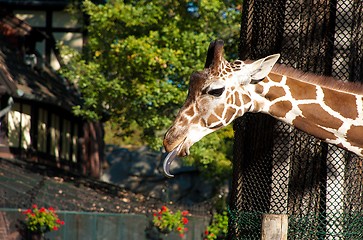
[163,144,182,178]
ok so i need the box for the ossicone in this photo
[204,39,225,70]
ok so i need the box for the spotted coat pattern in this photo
[252,72,363,156]
[163,40,363,157]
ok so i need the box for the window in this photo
[8,103,31,149]
[50,113,60,159]
[37,108,48,153]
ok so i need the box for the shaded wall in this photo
[0,209,209,240]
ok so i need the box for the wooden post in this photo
[261,214,288,240]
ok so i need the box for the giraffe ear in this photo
[204,39,225,69]
[249,54,280,80]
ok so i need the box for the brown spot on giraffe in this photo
[225,108,237,123]
[268,73,283,83]
[185,106,194,117]
[255,84,264,94]
[298,103,343,130]
[292,116,338,141]
[266,86,286,101]
[234,92,242,106]
[207,114,219,126]
[323,88,358,119]
[287,79,317,100]
[214,104,225,118]
[191,116,199,124]
[206,104,225,126]
[269,101,293,118]
[346,125,363,148]
[227,92,233,104]
[242,94,251,105]
[199,118,206,127]
[177,116,188,126]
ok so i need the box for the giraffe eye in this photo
[207,87,225,97]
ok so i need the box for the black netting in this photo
[229,0,363,239]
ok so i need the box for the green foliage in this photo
[204,211,229,240]
[61,0,241,181]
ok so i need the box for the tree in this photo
[60,0,241,181]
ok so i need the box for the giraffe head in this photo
[163,40,280,177]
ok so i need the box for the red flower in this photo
[181,211,189,216]
[48,207,55,212]
[177,227,182,232]
[32,204,38,209]
[182,217,188,224]
[204,230,209,235]
[23,209,32,215]
[153,213,157,217]
[56,219,65,225]
[184,227,188,232]
[179,233,184,238]
[161,206,168,212]
[53,226,58,231]
[39,207,46,213]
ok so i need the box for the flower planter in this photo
[19,205,64,240]
[146,226,186,240]
[25,232,45,240]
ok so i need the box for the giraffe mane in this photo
[271,63,363,95]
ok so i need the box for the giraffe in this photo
[163,39,363,177]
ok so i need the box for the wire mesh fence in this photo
[229,0,363,239]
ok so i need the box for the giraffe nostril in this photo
[179,151,187,157]
[177,145,190,157]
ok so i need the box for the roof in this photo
[0,11,81,111]
[0,158,159,214]
[0,157,211,216]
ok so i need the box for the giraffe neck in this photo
[247,72,363,156]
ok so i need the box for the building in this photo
[0,0,85,69]
[0,3,104,178]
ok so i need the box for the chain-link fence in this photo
[229,0,363,239]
